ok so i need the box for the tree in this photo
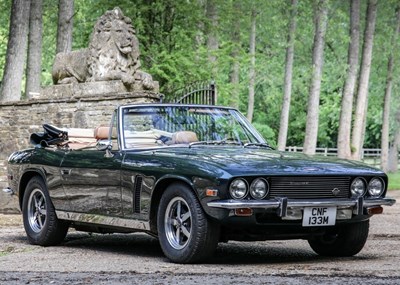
[25,0,43,99]
[56,0,74,53]
[381,7,400,172]
[351,0,378,160]
[0,0,30,102]
[246,3,257,123]
[277,0,298,151]
[337,0,360,159]
[228,0,241,109]
[303,0,329,155]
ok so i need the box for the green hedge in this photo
[388,172,400,191]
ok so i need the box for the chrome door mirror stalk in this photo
[96,140,114,158]
[96,140,112,151]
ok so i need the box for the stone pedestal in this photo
[40,80,160,99]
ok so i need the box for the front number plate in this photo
[302,207,337,227]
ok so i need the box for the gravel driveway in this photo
[0,191,399,284]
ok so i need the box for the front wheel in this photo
[22,176,69,246]
[308,220,369,256]
[157,183,220,263]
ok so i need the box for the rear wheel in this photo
[22,176,69,246]
[308,220,369,256]
[157,182,220,263]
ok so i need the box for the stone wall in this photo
[0,80,160,213]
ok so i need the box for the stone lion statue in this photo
[52,7,157,91]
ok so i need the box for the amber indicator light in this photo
[367,206,383,215]
[234,208,253,216]
[206,189,218,197]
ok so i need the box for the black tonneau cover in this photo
[30,124,68,147]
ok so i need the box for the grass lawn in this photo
[387,171,400,190]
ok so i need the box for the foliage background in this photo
[0,0,399,149]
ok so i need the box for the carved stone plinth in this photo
[40,80,160,101]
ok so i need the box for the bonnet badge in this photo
[332,188,341,196]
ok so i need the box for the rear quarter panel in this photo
[8,148,69,211]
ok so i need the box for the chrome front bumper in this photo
[207,197,396,217]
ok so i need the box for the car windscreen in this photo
[121,106,265,149]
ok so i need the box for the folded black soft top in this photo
[30,124,68,147]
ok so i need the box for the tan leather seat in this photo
[171,131,199,144]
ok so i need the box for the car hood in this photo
[151,146,384,177]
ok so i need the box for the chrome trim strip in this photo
[207,197,396,210]
[56,211,150,231]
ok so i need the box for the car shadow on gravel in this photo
[208,242,376,265]
[2,233,30,244]
[57,231,377,265]
[61,232,164,258]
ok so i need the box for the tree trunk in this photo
[351,0,378,160]
[337,0,360,159]
[25,0,43,99]
[206,0,218,74]
[277,0,298,151]
[56,0,74,53]
[0,0,30,102]
[206,0,218,62]
[381,8,400,172]
[303,0,329,155]
[388,110,400,173]
[195,0,206,48]
[246,5,257,123]
[229,1,241,109]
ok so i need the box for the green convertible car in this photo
[4,103,396,263]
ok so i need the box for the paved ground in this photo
[0,191,399,284]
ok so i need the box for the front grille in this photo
[269,176,351,199]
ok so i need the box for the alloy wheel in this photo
[164,197,192,250]
[27,188,47,233]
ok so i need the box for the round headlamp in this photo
[229,178,248,199]
[250,178,269,199]
[350,177,366,197]
[367,177,384,197]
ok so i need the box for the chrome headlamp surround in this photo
[367,177,385,197]
[350,177,366,198]
[229,178,249,199]
[250,178,269,200]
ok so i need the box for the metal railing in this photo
[285,147,384,167]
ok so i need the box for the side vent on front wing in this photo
[134,176,143,213]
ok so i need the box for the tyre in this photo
[157,182,220,263]
[22,176,69,246]
[308,220,369,256]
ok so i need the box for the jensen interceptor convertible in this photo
[4,103,396,263]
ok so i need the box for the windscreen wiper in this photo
[243,142,274,149]
[189,140,243,148]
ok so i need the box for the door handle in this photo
[61,169,71,175]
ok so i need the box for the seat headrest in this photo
[94,126,110,140]
[172,131,199,144]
